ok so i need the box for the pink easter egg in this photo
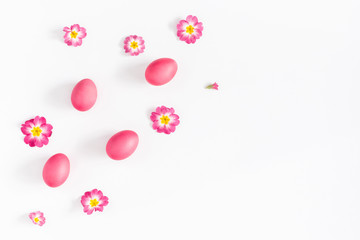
[106,130,139,160]
[71,78,97,111]
[42,153,70,188]
[145,58,178,86]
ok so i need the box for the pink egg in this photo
[106,130,139,160]
[71,78,97,111]
[42,153,70,188]
[145,58,178,86]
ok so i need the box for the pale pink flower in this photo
[21,116,53,147]
[81,189,109,215]
[150,106,180,134]
[177,15,203,44]
[124,35,145,56]
[63,24,87,47]
[29,211,45,226]
[206,82,219,90]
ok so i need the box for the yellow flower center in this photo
[186,25,195,34]
[90,198,99,207]
[130,41,138,49]
[34,217,39,223]
[160,115,170,125]
[70,31,78,39]
[31,127,42,137]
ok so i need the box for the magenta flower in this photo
[206,82,219,90]
[150,106,180,134]
[21,116,53,147]
[81,189,109,215]
[177,15,203,44]
[124,35,145,56]
[63,24,87,47]
[29,211,45,226]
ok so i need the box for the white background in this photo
[0,0,359,239]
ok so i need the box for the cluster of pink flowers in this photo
[62,15,204,50]
[28,189,109,225]
[24,15,213,226]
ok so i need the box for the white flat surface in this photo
[1,0,360,239]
